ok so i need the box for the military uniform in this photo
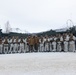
[57,38,61,52]
[9,37,14,53]
[44,37,49,52]
[14,37,19,53]
[52,36,57,52]
[0,37,3,54]
[3,37,9,54]
[60,36,64,51]
[64,35,69,52]
[34,36,39,52]
[49,36,53,52]
[19,38,24,53]
[69,34,75,52]
[23,38,28,52]
[29,36,34,52]
[26,36,31,52]
[39,36,44,52]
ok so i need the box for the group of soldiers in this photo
[0,33,76,54]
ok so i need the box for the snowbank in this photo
[0,52,76,75]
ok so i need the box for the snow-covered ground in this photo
[0,52,76,75]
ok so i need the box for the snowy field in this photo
[0,52,76,75]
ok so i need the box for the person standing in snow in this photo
[49,35,53,52]
[9,36,14,53]
[0,37,3,54]
[3,37,9,54]
[23,37,28,53]
[52,35,57,52]
[56,34,62,52]
[13,36,19,53]
[44,35,49,52]
[19,37,25,53]
[29,35,34,52]
[26,35,31,52]
[69,33,76,52]
[39,36,44,52]
[63,33,69,52]
[34,35,39,52]
[60,34,64,52]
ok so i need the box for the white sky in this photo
[0,0,76,33]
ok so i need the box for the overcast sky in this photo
[0,0,76,33]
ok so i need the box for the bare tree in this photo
[5,21,11,33]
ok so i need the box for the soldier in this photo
[19,37,25,53]
[49,35,53,52]
[3,37,9,54]
[23,37,28,53]
[57,35,61,52]
[0,37,3,54]
[9,36,14,53]
[26,35,31,52]
[14,36,19,53]
[64,33,69,52]
[39,36,44,52]
[60,34,64,52]
[69,33,75,52]
[52,36,57,52]
[29,35,34,52]
[44,35,49,52]
[34,35,39,52]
